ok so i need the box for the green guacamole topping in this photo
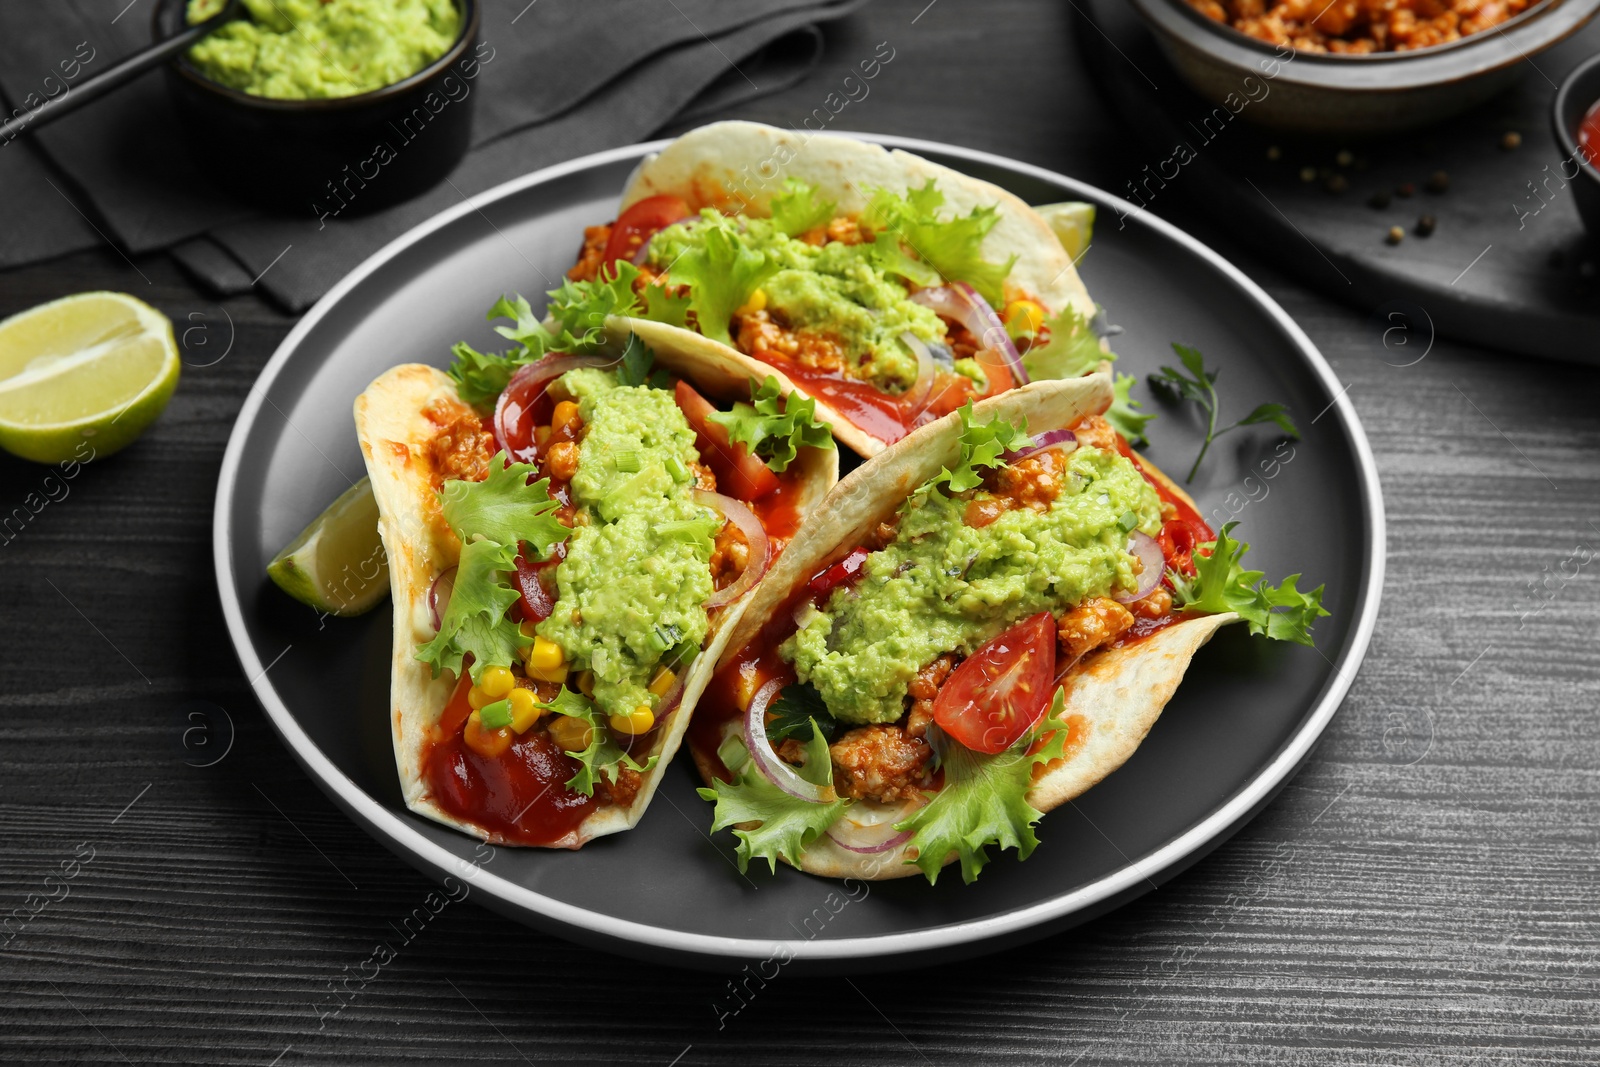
[534,368,718,717]
[783,445,1163,725]
[648,213,946,394]
[185,0,459,100]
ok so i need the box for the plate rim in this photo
[213,132,1386,965]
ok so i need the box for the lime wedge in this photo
[267,477,389,617]
[1035,202,1096,264]
[0,291,181,464]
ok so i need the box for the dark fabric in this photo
[0,0,863,306]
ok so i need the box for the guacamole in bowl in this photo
[185,0,461,99]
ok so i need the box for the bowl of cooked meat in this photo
[1127,0,1600,134]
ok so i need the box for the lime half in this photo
[267,477,389,617]
[0,292,181,464]
[1035,202,1096,264]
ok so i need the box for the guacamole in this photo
[648,213,946,393]
[535,369,717,717]
[784,445,1163,724]
[185,0,459,100]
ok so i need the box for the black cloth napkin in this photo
[0,0,864,311]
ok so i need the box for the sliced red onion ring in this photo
[694,489,772,610]
[1004,428,1077,462]
[1115,530,1165,605]
[910,284,1031,387]
[825,798,920,854]
[493,355,614,462]
[898,332,936,414]
[743,677,836,804]
[631,215,699,266]
[428,567,457,632]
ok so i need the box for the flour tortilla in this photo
[610,120,1102,458]
[691,372,1237,879]
[355,358,838,848]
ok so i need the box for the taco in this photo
[562,120,1143,457]
[689,372,1326,882]
[356,312,838,848]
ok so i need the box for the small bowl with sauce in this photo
[154,0,481,215]
[1552,51,1600,242]
[1127,0,1600,134]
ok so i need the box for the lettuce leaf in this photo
[769,178,836,237]
[864,181,1016,306]
[438,453,569,558]
[545,263,643,346]
[895,692,1071,884]
[697,730,849,874]
[642,284,692,330]
[415,537,527,683]
[1021,306,1105,381]
[1108,371,1154,447]
[667,222,778,345]
[917,401,1033,496]
[705,376,835,473]
[540,688,657,797]
[1169,522,1328,645]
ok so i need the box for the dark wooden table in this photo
[4,2,1598,1063]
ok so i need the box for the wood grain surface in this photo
[3,1,1598,1064]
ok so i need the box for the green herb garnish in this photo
[1148,344,1299,482]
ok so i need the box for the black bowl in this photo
[1552,51,1600,243]
[154,0,480,215]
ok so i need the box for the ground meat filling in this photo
[1058,596,1136,663]
[567,223,612,283]
[709,521,750,591]
[1187,0,1531,53]
[905,654,955,739]
[424,397,495,487]
[828,724,933,803]
[734,308,850,375]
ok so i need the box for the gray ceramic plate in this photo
[213,135,1384,974]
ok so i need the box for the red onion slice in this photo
[493,355,613,462]
[911,284,1031,387]
[1115,530,1166,604]
[694,489,772,610]
[743,677,836,804]
[825,798,920,854]
[897,332,936,415]
[1004,428,1077,462]
[631,215,699,266]
[428,567,457,632]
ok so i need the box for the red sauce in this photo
[751,468,808,544]
[760,353,916,445]
[1581,100,1600,167]
[422,729,598,846]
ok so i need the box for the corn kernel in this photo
[647,667,677,699]
[467,685,492,710]
[576,670,595,697]
[462,710,512,758]
[527,637,565,673]
[1003,298,1047,338]
[548,715,594,752]
[479,665,515,699]
[734,289,767,317]
[507,687,540,733]
[610,706,655,736]
[552,400,581,434]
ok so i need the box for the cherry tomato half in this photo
[673,380,780,501]
[602,195,691,268]
[512,541,565,624]
[934,612,1057,755]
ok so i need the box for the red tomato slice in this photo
[438,673,475,737]
[602,195,691,268]
[673,380,780,501]
[934,612,1058,755]
[974,349,1015,400]
[804,546,870,604]
[512,541,565,623]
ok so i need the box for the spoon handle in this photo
[0,0,240,146]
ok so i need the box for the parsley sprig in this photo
[1149,344,1299,482]
[1170,522,1329,646]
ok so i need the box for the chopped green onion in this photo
[1118,510,1139,534]
[664,454,689,483]
[646,624,682,657]
[479,699,513,729]
[614,450,641,473]
[655,516,718,543]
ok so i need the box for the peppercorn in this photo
[1416,215,1436,237]
[1326,174,1349,194]
[1335,149,1354,167]
[1502,131,1522,151]
[1266,145,1281,161]
[1369,191,1392,209]
[1300,166,1317,183]
[1385,226,1405,245]
[1397,182,1415,198]
[1426,170,1449,193]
